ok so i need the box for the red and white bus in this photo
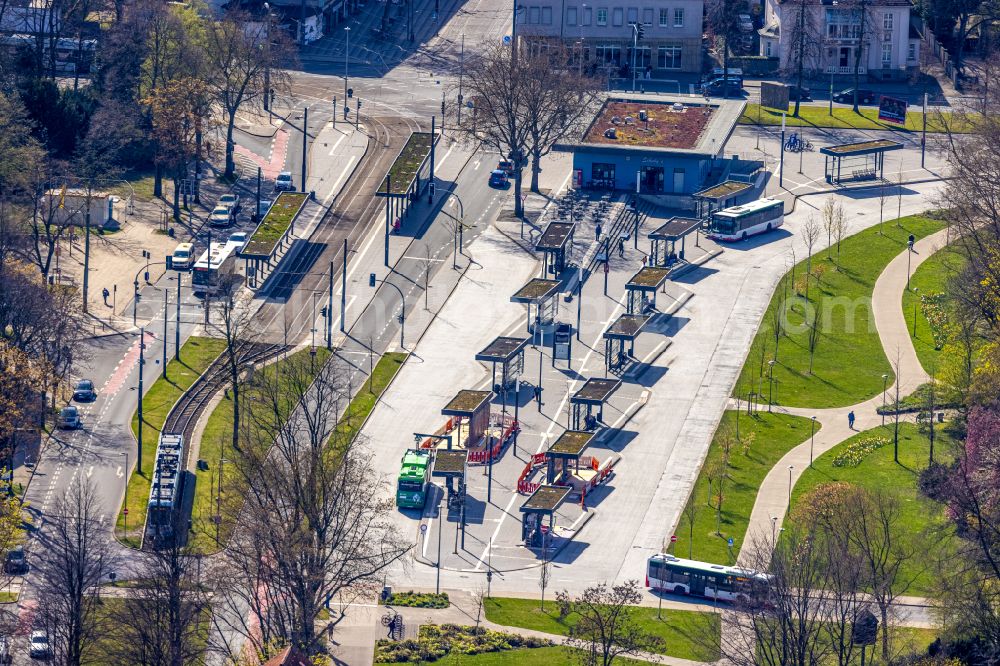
[707,198,784,242]
[646,553,770,604]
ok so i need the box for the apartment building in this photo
[517,0,705,75]
[758,0,922,81]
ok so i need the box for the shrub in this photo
[919,461,953,502]
[832,436,889,468]
[382,591,450,609]
[374,625,553,663]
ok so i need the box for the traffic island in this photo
[378,131,436,230]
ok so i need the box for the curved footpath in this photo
[739,227,950,567]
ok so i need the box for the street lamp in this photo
[771,515,778,542]
[767,360,776,412]
[344,26,351,118]
[444,193,468,268]
[263,3,272,112]
[809,416,817,467]
[881,373,889,427]
[788,465,794,506]
[120,451,129,538]
[369,273,406,348]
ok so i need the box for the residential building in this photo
[517,0,704,75]
[758,0,922,81]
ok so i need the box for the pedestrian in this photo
[595,222,602,241]
[618,237,625,257]
[848,410,855,429]
[102,287,110,306]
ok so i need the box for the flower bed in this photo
[380,591,450,608]
[919,292,948,350]
[832,436,889,468]
[374,624,552,663]
[243,191,308,257]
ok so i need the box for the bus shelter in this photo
[545,430,596,484]
[821,140,903,184]
[693,181,753,220]
[570,378,622,430]
[476,335,529,393]
[535,221,576,277]
[625,267,671,314]
[520,484,572,549]
[440,390,494,449]
[511,278,561,338]
[604,314,651,372]
[648,217,702,267]
[432,449,468,547]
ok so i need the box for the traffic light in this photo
[636,24,644,40]
[441,98,446,115]
[347,87,353,98]
[321,306,328,318]
[369,272,376,288]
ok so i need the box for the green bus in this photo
[396,449,432,509]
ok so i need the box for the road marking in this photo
[116,466,123,478]
[327,132,347,156]
[323,155,358,206]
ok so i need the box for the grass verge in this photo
[671,411,816,565]
[739,104,970,133]
[117,337,226,549]
[333,351,407,442]
[188,347,330,554]
[416,646,648,665]
[901,242,966,375]
[790,422,956,597]
[736,214,945,409]
[483,597,720,662]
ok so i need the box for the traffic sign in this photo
[503,35,511,44]
[123,508,129,515]
[420,524,428,534]
[727,537,734,547]
[670,534,677,543]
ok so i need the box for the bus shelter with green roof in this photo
[570,378,622,430]
[511,278,561,337]
[821,139,903,184]
[603,314,651,372]
[432,448,468,547]
[648,217,702,267]
[441,389,494,448]
[476,335,529,393]
[693,180,753,219]
[545,430,596,484]
[520,484,572,548]
[535,220,576,277]
[625,266,671,314]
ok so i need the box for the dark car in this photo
[703,78,744,97]
[833,88,876,104]
[4,546,27,575]
[72,379,96,402]
[788,85,812,101]
[488,169,509,187]
[497,160,515,176]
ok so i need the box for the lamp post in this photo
[121,451,129,538]
[768,360,775,412]
[788,465,794,506]
[370,274,406,349]
[881,373,889,426]
[445,192,466,268]
[263,3,272,112]
[912,287,920,336]
[771,515,777,542]
[344,27,350,117]
[809,416,817,467]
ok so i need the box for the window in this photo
[658,44,682,68]
[592,163,616,183]
[643,8,653,24]
[826,8,861,39]
[541,6,552,24]
[883,12,893,31]
[596,44,622,63]
[908,42,916,61]
[659,8,668,26]
[674,8,684,27]
[528,6,540,23]
[627,7,638,24]
[597,7,607,25]
[567,6,577,25]
[881,42,892,66]
[765,40,772,56]
[582,6,593,24]
[667,568,690,585]
[613,7,624,26]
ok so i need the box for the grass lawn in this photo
[483,597,720,662]
[425,646,649,665]
[332,352,407,443]
[739,104,970,133]
[244,191,308,256]
[671,411,816,565]
[901,243,966,375]
[188,347,330,554]
[117,337,226,549]
[0,591,16,603]
[736,214,945,409]
[790,422,956,597]
[87,597,210,664]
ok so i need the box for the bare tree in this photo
[801,216,821,302]
[539,559,551,610]
[832,205,849,267]
[214,281,257,461]
[821,199,837,259]
[784,0,823,116]
[562,580,664,666]
[808,303,822,374]
[705,0,743,98]
[36,480,117,666]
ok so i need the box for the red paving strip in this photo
[101,330,156,398]
[16,599,37,636]
[234,130,289,181]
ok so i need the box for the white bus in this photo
[707,198,784,242]
[646,554,770,604]
[191,242,238,294]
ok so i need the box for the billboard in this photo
[878,96,908,125]
[760,82,790,111]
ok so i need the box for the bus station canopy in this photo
[432,449,468,478]
[571,378,622,406]
[535,221,575,251]
[442,389,493,417]
[511,278,561,304]
[626,267,671,293]
[819,139,904,157]
[520,484,572,515]
[475,336,529,363]
[548,430,595,458]
[693,180,752,201]
[648,217,702,242]
[604,314,651,340]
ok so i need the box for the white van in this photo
[172,242,194,270]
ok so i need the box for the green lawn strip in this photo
[0,591,16,603]
[87,597,211,663]
[422,646,649,665]
[900,244,966,375]
[333,352,407,442]
[671,411,815,565]
[790,422,956,597]
[189,347,330,554]
[736,215,945,409]
[117,337,227,549]
[483,597,720,662]
[739,104,971,133]
[244,191,308,256]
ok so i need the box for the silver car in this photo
[28,631,49,659]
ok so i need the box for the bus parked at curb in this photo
[191,242,238,295]
[707,198,784,242]
[646,553,770,604]
[396,449,432,509]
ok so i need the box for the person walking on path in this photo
[618,236,625,258]
[848,410,856,429]
[595,223,602,241]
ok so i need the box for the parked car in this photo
[274,172,295,192]
[703,78,744,96]
[72,379,96,402]
[703,67,744,86]
[256,199,273,218]
[227,232,248,251]
[833,87,876,104]
[497,160,515,176]
[4,546,27,575]
[171,242,194,270]
[209,205,233,227]
[738,13,754,31]
[57,406,81,430]
[28,631,50,659]
[218,192,242,214]
[488,169,509,187]
[788,85,812,101]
